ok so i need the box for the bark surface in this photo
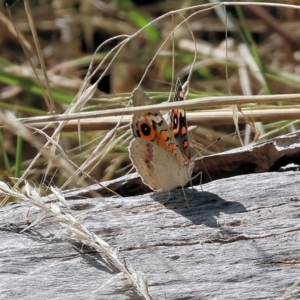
[1,170,300,299]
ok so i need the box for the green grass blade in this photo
[0,69,75,104]
[0,130,11,173]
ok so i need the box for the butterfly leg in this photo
[198,171,203,192]
[161,190,171,205]
[190,171,203,192]
[181,187,190,208]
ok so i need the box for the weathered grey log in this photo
[1,170,300,299]
[192,129,300,184]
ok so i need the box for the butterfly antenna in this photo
[191,137,221,186]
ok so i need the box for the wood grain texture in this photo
[193,129,300,184]
[1,171,300,299]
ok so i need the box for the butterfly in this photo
[129,79,194,192]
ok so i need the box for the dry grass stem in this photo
[20,107,300,132]
[0,181,152,299]
[12,93,300,126]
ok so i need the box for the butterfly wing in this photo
[130,88,184,165]
[169,78,191,160]
[129,138,192,191]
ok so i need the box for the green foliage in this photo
[15,134,22,178]
[0,131,10,174]
[128,10,161,42]
[116,0,134,10]
[196,67,214,80]
[0,69,74,105]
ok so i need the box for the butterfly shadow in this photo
[150,187,247,228]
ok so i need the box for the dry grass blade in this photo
[23,0,55,113]
[14,93,300,125]
[60,116,124,189]
[0,111,82,205]
[21,107,300,132]
[0,10,32,51]
[282,277,300,300]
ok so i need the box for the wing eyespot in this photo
[141,123,151,136]
[136,120,156,141]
